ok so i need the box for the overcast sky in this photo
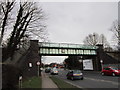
[38,2,118,64]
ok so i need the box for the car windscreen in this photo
[52,68,58,71]
[111,68,118,70]
[73,70,81,74]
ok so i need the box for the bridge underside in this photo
[40,54,97,56]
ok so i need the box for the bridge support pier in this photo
[20,40,41,78]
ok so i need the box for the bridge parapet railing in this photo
[39,42,98,49]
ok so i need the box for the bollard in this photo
[19,76,22,89]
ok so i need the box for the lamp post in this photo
[93,33,96,46]
[79,56,83,70]
[100,60,103,70]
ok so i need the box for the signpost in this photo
[28,62,32,71]
[29,63,32,68]
[37,61,40,77]
[19,76,22,88]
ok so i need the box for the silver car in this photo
[51,68,58,75]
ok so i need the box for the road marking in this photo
[53,75,88,90]
[85,77,118,85]
[64,80,88,90]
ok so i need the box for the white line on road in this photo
[85,77,118,85]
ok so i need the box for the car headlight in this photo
[114,70,119,72]
[80,73,83,75]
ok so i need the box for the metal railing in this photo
[39,42,98,49]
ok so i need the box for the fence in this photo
[103,64,120,69]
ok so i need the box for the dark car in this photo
[45,68,51,73]
[66,70,83,80]
[101,67,120,76]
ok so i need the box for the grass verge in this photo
[50,76,78,89]
[22,76,42,88]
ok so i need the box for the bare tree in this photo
[83,32,109,48]
[0,0,15,45]
[110,20,120,50]
[99,34,110,48]
[83,32,99,46]
[1,1,47,61]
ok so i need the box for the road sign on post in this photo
[37,61,40,66]
[29,63,32,68]
[19,76,22,88]
[37,61,40,77]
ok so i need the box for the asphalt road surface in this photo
[49,69,119,90]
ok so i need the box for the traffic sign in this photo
[29,63,32,67]
[37,61,40,65]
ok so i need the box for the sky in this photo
[37,1,118,64]
[39,2,118,44]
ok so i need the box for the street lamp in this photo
[100,60,103,70]
[79,56,83,69]
[93,33,96,46]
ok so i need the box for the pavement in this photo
[41,71,59,89]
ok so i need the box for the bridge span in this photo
[39,42,98,56]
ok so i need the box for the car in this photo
[66,70,83,80]
[40,67,43,71]
[50,68,58,75]
[45,67,51,73]
[101,67,120,76]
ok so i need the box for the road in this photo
[49,69,119,89]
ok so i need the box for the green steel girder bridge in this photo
[39,42,98,56]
